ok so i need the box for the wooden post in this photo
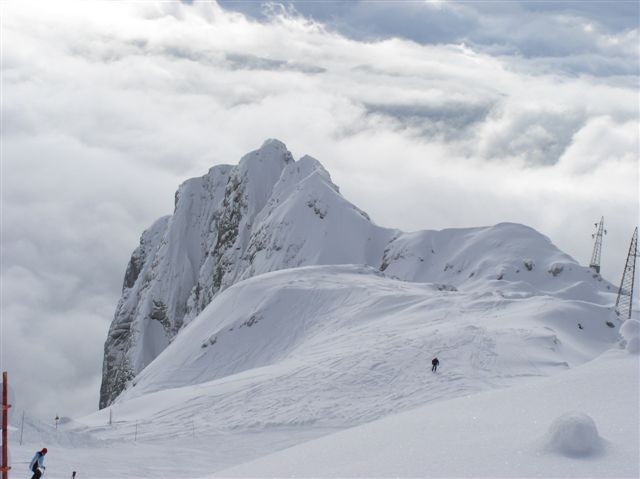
[1,371,11,479]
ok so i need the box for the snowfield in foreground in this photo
[10,349,638,478]
[216,349,639,478]
[10,263,638,478]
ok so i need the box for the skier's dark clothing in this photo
[431,357,439,372]
[29,449,47,479]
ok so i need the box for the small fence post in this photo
[20,410,25,446]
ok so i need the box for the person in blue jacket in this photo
[29,448,47,479]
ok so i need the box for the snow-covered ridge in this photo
[78,261,621,471]
[100,139,615,408]
[117,264,618,407]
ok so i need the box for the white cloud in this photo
[1,1,637,419]
[558,116,639,174]
[220,1,640,76]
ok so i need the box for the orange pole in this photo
[1,371,10,479]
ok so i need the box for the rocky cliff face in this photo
[100,139,595,408]
[100,140,293,408]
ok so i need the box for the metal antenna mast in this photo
[615,227,638,320]
[589,217,606,274]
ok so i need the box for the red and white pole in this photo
[1,371,10,479]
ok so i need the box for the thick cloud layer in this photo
[219,0,640,76]
[1,1,638,420]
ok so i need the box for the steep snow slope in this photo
[101,139,616,408]
[93,263,619,439]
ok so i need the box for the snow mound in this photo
[544,412,604,457]
[620,319,640,337]
[625,337,640,354]
[620,319,640,354]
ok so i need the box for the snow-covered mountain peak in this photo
[297,154,328,173]
[273,154,334,200]
[259,137,290,153]
[238,138,293,172]
[230,139,294,216]
[100,139,616,409]
[101,140,308,407]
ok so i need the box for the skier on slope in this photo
[28,448,47,479]
[431,357,440,372]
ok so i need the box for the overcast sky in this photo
[1,1,638,421]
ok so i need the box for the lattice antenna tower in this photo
[589,217,606,274]
[615,227,638,320]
